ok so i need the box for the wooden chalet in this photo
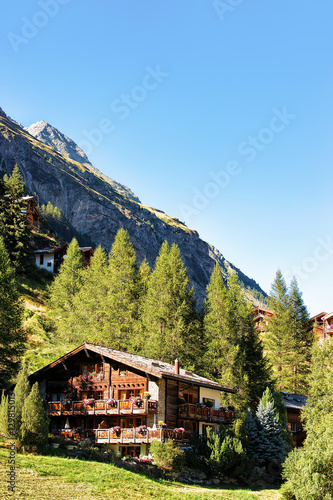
[250,305,273,334]
[34,245,94,273]
[30,343,235,457]
[281,392,307,447]
[19,196,42,230]
[309,311,333,344]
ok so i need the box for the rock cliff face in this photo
[0,107,266,304]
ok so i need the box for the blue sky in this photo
[1,1,333,315]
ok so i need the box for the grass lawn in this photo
[0,448,281,500]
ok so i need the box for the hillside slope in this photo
[0,106,266,304]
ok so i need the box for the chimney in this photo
[175,358,179,375]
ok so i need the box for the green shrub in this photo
[150,439,185,473]
[206,427,246,477]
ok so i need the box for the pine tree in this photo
[70,245,109,344]
[203,264,236,384]
[21,382,49,451]
[13,364,31,443]
[244,409,261,463]
[282,342,333,499]
[204,267,272,418]
[0,166,33,273]
[49,238,84,342]
[266,270,294,391]
[0,238,25,388]
[103,228,139,350]
[287,277,313,393]
[141,241,200,368]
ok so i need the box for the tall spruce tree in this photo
[103,228,139,351]
[21,382,49,451]
[204,267,272,417]
[13,364,31,443]
[49,238,84,342]
[70,245,109,344]
[287,277,313,393]
[203,263,236,383]
[266,270,293,391]
[0,166,33,273]
[141,241,200,368]
[0,238,25,388]
[255,400,286,467]
[282,342,333,499]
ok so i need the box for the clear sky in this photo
[1,1,332,316]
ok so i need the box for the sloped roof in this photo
[31,343,235,393]
[281,392,307,411]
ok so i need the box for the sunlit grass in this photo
[0,447,281,500]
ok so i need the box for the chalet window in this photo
[96,391,103,400]
[47,262,51,267]
[39,255,44,265]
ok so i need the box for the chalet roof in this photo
[322,312,333,321]
[79,247,93,252]
[31,343,236,394]
[281,392,307,411]
[309,311,328,322]
[250,306,273,316]
[34,245,67,255]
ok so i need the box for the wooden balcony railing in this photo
[47,399,158,416]
[178,403,233,423]
[95,427,192,444]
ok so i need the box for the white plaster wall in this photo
[35,254,54,272]
[199,388,221,409]
[148,380,159,401]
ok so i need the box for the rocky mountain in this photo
[0,106,266,304]
[25,120,139,203]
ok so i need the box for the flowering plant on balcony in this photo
[105,398,117,407]
[80,372,94,383]
[83,398,95,405]
[143,391,151,399]
[136,425,147,434]
[174,427,185,433]
[129,396,143,407]
[61,398,72,404]
[111,426,121,435]
[158,421,167,428]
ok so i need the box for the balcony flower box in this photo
[111,426,121,437]
[83,398,95,406]
[136,425,147,435]
[143,391,151,399]
[106,398,117,407]
[129,396,143,408]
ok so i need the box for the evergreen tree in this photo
[0,238,25,388]
[287,277,313,393]
[203,264,237,384]
[266,270,294,391]
[0,392,9,436]
[244,409,261,463]
[204,267,272,418]
[70,245,109,344]
[21,382,49,451]
[49,238,84,342]
[282,342,333,499]
[13,364,31,443]
[141,241,200,368]
[0,166,33,273]
[103,228,139,350]
[255,401,286,467]
[261,386,292,449]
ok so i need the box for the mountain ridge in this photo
[0,106,266,304]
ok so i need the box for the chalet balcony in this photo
[95,427,192,445]
[47,399,158,417]
[178,403,233,423]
